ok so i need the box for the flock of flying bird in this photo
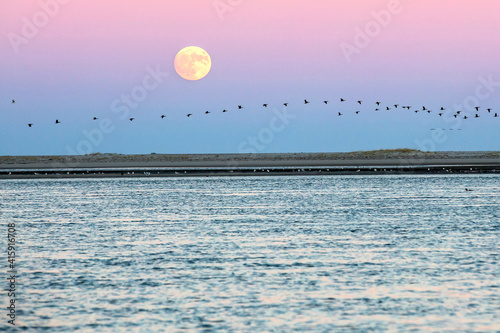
[10,97,498,127]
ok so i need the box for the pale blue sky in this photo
[1,0,499,155]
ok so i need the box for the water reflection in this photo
[0,175,498,331]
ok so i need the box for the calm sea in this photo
[1,175,499,332]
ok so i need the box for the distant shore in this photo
[1,149,499,179]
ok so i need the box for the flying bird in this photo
[12,94,496,136]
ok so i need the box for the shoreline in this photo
[1,150,499,179]
[1,165,499,180]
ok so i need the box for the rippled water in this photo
[1,175,499,332]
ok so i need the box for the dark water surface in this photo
[1,175,499,331]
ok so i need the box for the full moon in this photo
[174,46,212,81]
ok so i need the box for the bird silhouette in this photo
[9,94,495,131]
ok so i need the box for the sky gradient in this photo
[1,0,500,155]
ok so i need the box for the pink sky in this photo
[1,1,499,154]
